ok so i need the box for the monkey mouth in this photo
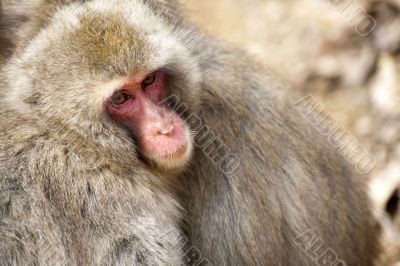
[143,118,190,156]
[163,143,188,159]
[146,140,192,171]
[140,120,193,170]
[148,142,188,162]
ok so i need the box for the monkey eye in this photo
[142,73,157,89]
[111,91,132,106]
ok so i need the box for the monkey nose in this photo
[154,110,174,136]
[157,119,174,135]
[158,125,174,135]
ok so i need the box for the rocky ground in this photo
[180,0,400,264]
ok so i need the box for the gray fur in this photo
[0,0,380,265]
[0,0,187,265]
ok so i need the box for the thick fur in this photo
[0,0,195,264]
[177,6,379,266]
[1,0,380,265]
[0,106,183,265]
[179,47,381,265]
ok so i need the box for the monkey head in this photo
[3,0,201,172]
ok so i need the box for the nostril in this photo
[152,115,174,136]
[158,124,174,136]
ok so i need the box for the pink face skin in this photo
[106,72,191,170]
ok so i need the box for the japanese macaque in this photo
[0,0,196,264]
[1,0,380,265]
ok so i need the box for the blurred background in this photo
[179,0,400,264]
[1,0,399,264]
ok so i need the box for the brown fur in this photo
[178,46,380,265]
[0,1,188,264]
[1,0,381,265]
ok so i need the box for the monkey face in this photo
[105,71,194,171]
[4,0,201,172]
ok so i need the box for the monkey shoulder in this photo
[0,108,183,264]
[0,112,65,264]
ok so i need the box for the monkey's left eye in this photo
[111,91,131,106]
[142,74,157,88]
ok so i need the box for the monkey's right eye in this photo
[111,91,132,106]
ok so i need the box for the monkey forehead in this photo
[5,0,201,115]
[72,14,148,75]
[24,0,191,76]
